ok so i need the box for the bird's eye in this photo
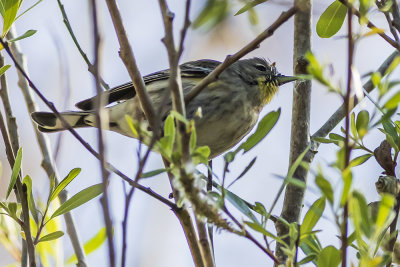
[255,64,267,72]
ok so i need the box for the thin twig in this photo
[56,0,109,90]
[341,6,355,266]
[90,1,115,266]
[6,27,88,267]
[223,207,281,265]
[184,6,297,105]
[0,36,176,209]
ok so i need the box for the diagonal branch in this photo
[184,6,297,105]
[0,36,176,210]
[104,0,158,132]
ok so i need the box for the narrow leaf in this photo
[140,168,167,178]
[384,91,400,109]
[37,231,64,243]
[23,175,38,223]
[0,64,10,77]
[238,109,280,153]
[67,227,106,264]
[349,154,372,168]
[301,197,326,237]
[235,0,268,15]
[8,29,36,42]
[50,183,103,219]
[50,168,81,202]
[6,147,22,199]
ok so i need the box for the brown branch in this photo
[275,1,311,263]
[104,0,157,131]
[90,1,115,266]
[184,6,297,105]
[341,6,355,266]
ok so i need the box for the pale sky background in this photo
[0,0,398,266]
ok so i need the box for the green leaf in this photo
[312,137,335,144]
[192,0,229,29]
[317,246,341,267]
[37,231,64,243]
[299,254,317,265]
[382,119,399,144]
[244,221,285,244]
[341,168,353,206]
[50,183,103,219]
[67,227,106,264]
[384,91,400,109]
[356,110,370,139]
[49,168,81,202]
[7,29,36,42]
[140,168,167,178]
[227,157,256,187]
[329,133,345,142]
[235,0,268,15]
[384,55,400,76]
[316,1,347,38]
[371,72,382,87]
[301,197,325,237]
[349,154,372,168]
[350,191,372,238]
[6,147,22,199]
[315,173,334,204]
[0,64,10,77]
[350,112,357,139]
[189,126,197,153]
[23,175,38,223]
[2,0,22,37]
[237,109,280,153]
[376,193,395,230]
[287,145,310,179]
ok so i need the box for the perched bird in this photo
[31,58,296,158]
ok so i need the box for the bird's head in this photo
[233,57,297,106]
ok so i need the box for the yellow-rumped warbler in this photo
[31,58,295,158]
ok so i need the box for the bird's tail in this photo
[31,111,94,132]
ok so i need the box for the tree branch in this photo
[104,0,158,131]
[275,0,311,263]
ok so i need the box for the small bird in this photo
[31,58,296,158]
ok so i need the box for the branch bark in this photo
[275,0,312,263]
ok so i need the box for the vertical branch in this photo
[341,6,354,267]
[90,1,115,266]
[275,0,312,263]
[7,27,88,267]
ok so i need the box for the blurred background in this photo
[0,0,397,266]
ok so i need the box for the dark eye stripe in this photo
[255,64,267,71]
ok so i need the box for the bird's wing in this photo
[75,59,220,110]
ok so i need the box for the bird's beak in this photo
[276,75,298,85]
